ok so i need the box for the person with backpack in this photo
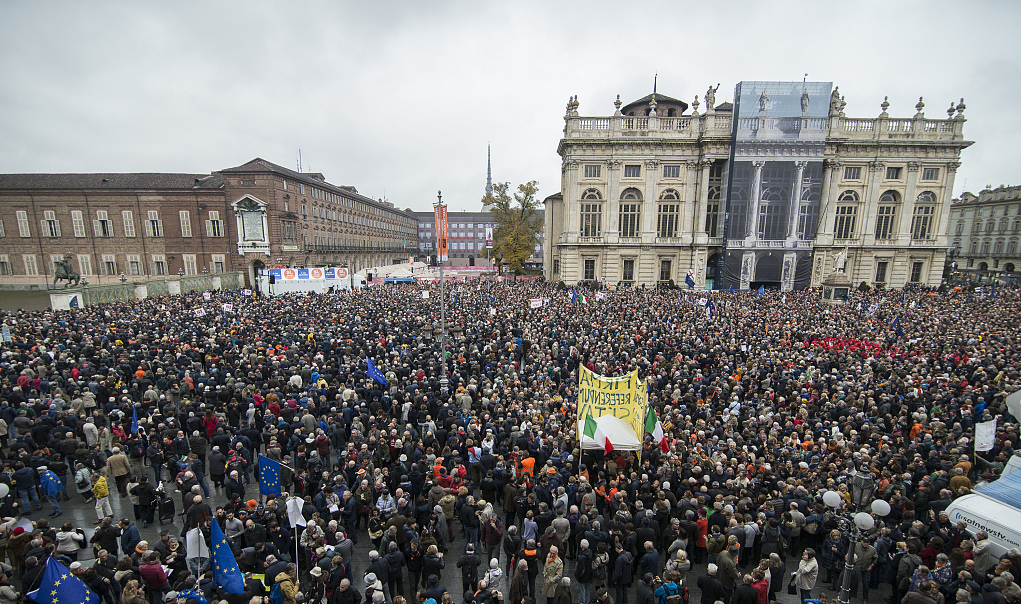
[655,569,686,604]
[272,563,298,604]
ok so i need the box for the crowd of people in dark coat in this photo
[0,279,1020,604]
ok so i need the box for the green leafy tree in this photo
[482,181,542,274]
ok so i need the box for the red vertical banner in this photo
[435,205,449,261]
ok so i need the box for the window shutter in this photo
[94,219,102,236]
[40,219,47,235]
[206,220,214,237]
[53,221,61,237]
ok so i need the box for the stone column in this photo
[643,159,659,239]
[605,160,622,243]
[682,160,700,242]
[817,159,843,239]
[747,161,766,243]
[898,161,921,243]
[564,159,581,236]
[788,161,808,241]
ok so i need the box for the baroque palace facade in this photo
[544,82,972,290]
[0,158,418,288]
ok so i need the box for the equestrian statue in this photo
[53,258,80,287]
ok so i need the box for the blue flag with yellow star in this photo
[210,515,244,594]
[366,358,387,386]
[131,404,138,434]
[28,555,98,604]
[258,454,281,497]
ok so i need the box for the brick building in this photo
[0,158,419,288]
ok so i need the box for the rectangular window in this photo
[995,240,1004,255]
[16,210,30,237]
[49,254,63,275]
[622,259,635,282]
[206,211,224,237]
[0,219,4,237]
[147,210,163,237]
[69,210,86,237]
[122,210,136,237]
[183,254,197,275]
[0,255,10,276]
[623,165,641,178]
[584,165,601,178]
[910,261,924,283]
[922,168,940,181]
[211,254,225,273]
[101,254,116,276]
[92,211,112,237]
[870,261,887,284]
[579,203,603,237]
[152,255,167,276]
[77,254,92,276]
[834,206,858,239]
[179,210,192,237]
[955,222,964,236]
[584,258,596,281]
[912,205,935,240]
[23,254,38,276]
[242,180,255,186]
[663,165,680,179]
[282,220,297,244]
[844,166,862,180]
[302,204,308,219]
[127,254,142,276]
[41,210,61,237]
[885,166,902,180]
[1010,241,1018,255]
[660,260,672,283]
[657,204,680,238]
[874,206,896,240]
[618,203,641,237]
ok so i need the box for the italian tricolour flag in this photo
[583,415,614,454]
[645,407,668,452]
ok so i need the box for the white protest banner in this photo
[243,289,253,296]
[222,303,233,313]
[421,291,430,299]
[286,496,307,527]
[185,527,210,560]
[975,418,997,452]
[529,298,542,309]
[202,292,211,300]
[194,308,206,317]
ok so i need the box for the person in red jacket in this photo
[139,551,169,600]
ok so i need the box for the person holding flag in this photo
[892,316,904,338]
[685,269,696,288]
[583,415,614,455]
[38,466,63,518]
[28,556,98,604]
[209,513,244,594]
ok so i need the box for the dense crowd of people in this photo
[0,280,1019,604]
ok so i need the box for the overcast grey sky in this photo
[1,1,1017,213]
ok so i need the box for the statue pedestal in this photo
[211,275,222,290]
[50,290,84,310]
[821,272,852,304]
[133,282,148,300]
[167,278,181,295]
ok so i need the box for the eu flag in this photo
[892,316,904,338]
[40,470,63,498]
[28,555,98,604]
[258,454,282,497]
[366,358,388,386]
[210,514,244,594]
[131,404,138,434]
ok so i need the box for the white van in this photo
[944,493,1021,560]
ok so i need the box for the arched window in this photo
[659,189,680,200]
[580,189,603,237]
[621,188,643,201]
[880,190,900,203]
[581,188,602,200]
[619,188,642,237]
[916,191,937,204]
[839,190,860,203]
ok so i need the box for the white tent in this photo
[579,415,642,451]
[1007,389,1021,423]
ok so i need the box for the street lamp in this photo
[823,467,891,604]
[435,190,449,397]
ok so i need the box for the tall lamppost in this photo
[823,467,892,604]
[435,191,449,398]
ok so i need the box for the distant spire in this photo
[485,143,493,197]
[654,73,657,94]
